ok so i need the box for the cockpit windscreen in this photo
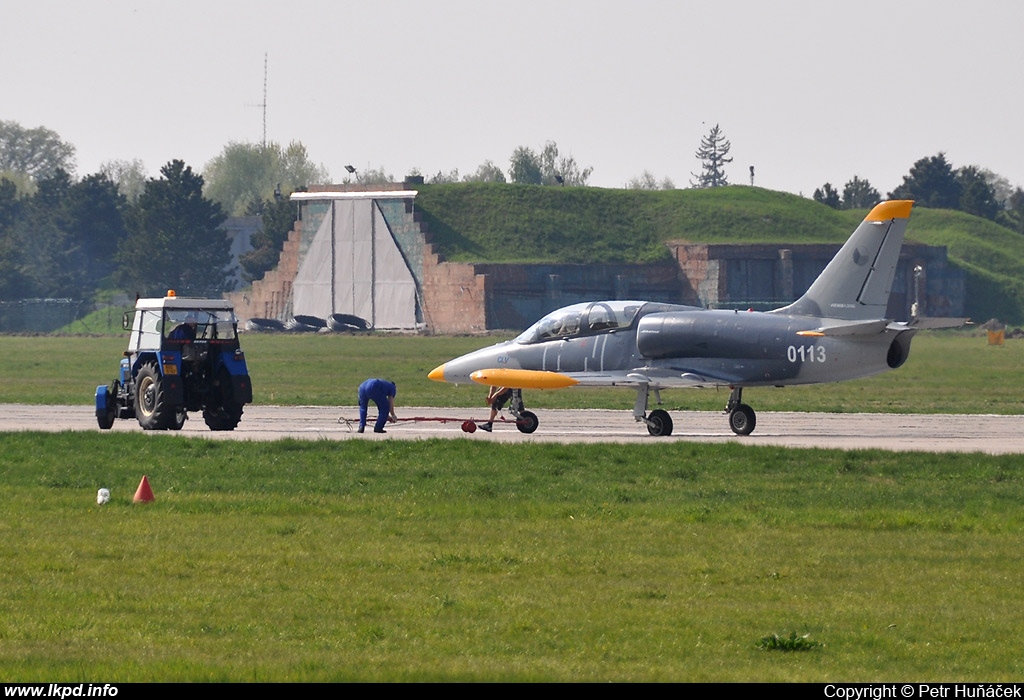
[514,301,643,344]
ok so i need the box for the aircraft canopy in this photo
[515,300,645,344]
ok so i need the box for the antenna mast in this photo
[261,52,268,147]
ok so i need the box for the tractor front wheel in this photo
[97,380,118,430]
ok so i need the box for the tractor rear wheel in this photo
[203,403,243,431]
[203,369,244,431]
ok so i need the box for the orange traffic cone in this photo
[133,475,155,503]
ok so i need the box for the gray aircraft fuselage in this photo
[433,300,913,390]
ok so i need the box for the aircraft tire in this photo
[729,404,756,435]
[245,318,286,333]
[327,313,370,332]
[516,411,539,434]
[646,409,673,437]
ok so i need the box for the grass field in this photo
[2,433,1023,681]
[1,329,1021,414]
[2,330,1023,681]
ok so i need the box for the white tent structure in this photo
[290,191,419,329]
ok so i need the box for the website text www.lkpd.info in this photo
[5,686,117,698]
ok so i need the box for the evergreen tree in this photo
[889,153,962,209]
[66,173,130,288]
[239,195,298,283]
[690,124,732,188]
[813,183,841,209]
[0,176,24,233]
[841,176,881,210]
[956,165,999,220]
[15,170,84,298]
[117,160,231,297]
[0,177,27,298]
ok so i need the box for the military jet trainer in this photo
[428,200,964,436]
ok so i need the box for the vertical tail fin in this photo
[773,200,913,321]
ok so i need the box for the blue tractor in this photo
[95,292,253,431]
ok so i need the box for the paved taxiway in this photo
[4,404,1022,453]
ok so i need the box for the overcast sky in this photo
[5,0,1023,198]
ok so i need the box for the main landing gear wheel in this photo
[516,410,539,434]
[646,409,673,437]
[728,404,756,435]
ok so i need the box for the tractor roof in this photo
[135,293,234,312]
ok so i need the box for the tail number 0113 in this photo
[787,345,826,363]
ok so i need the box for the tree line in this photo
[3,118,1024,306]
[813,153,1024,233]
[0,160,236,301]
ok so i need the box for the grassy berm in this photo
[1,432,1023,681]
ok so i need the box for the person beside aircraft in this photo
[357,378,398,434]
[479,385,513,432]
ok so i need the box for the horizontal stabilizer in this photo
[890,317,970,331]
[469,368,579,389]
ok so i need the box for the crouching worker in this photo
[479,385,513,432]
[357,378,397,433]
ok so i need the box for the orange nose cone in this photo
[428,364,446,382]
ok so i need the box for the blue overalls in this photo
[357,378,396,433]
